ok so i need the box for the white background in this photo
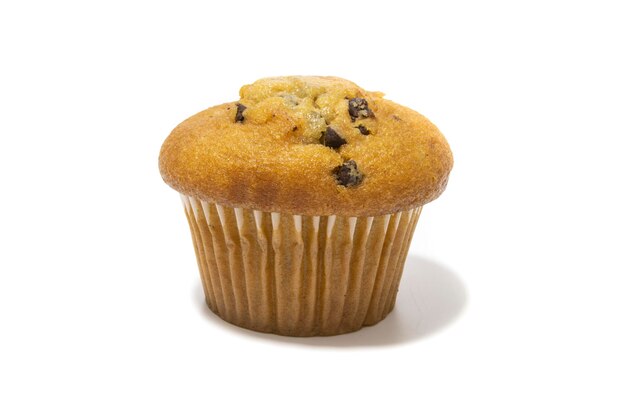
[1,1,625,415]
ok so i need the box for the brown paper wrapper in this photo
[181,195,421,336]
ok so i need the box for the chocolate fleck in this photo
[348,97,373,121]
[333,160,363,187]
[356,125,370,135]
[235,103,246,123]
[321,127,346,149]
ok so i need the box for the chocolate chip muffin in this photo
[159,76,453,336]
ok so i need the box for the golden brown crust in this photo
[159,76,453,217]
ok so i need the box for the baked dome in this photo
[159,76,452,217]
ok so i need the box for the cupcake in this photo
[159,76,453,336]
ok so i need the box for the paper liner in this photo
[181,195,421,336]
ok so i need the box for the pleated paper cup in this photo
[181,194,421,336]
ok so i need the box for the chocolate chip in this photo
[333,160,363,187]
[348,98,373,121]
[321,127,346,149]
[356,125,370,135]
[235,103,246,123]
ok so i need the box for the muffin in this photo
[159,76,453,336]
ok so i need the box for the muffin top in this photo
[159,76,453,217]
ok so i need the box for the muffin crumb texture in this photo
[159,76,453,216]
